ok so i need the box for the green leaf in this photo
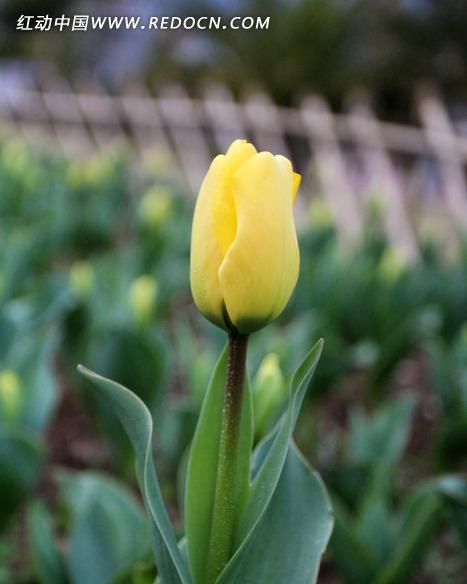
[433,474,467,505]
[218,339,325,582]
[348,395,415,470]
[428,475,467,551]
[77,366,191,584]
[89,328,167,414]
[355,466,394,566]
[330,496,377,584]
[216,442,333,583]
[184,345,253,584]
[86,327,168,468]
[19,333,59,434]
[237,340,322,539]
[27,501,68,584]
[374,487,442,584]
[58,471,150,584]
[0,429,42,530]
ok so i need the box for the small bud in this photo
[138,188,173,228]
[378,247,407,284]
[70,261,95,300]
[366,192,388,218]
[252,353,286,439]
[129,275,158,327]
[66,153,114,188]
[141,147,173,177]
[0,369,22,423]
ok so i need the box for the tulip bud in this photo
[378,247,407,284]
[142,147,173,178]
[190,139,300,334]
[0,369,22,423]
[138,187,172,228]
[70,261,95,300]
[129,275,158,327]
[253,354,286,439]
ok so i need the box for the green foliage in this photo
[217,343,333,584]
[77,365,191,584]
[59,471,151,584]
[0,430,42,530]
[27,502,68,584]
[327,397,466,584]
[1,137,466,581]
[427,329,467,470]
[27,472,153,584]
[79,340,333,583]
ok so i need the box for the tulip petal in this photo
[190,155,227,328]
[219,152,300,333]
[211,140,257,257]
[292,172,301,204]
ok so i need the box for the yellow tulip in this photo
[190,139,300,334]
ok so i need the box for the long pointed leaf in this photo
[330,496,377,584]
[374,488,443,584]
[27,501,68,584]
[78,365,191,584]
[217,442,333,583]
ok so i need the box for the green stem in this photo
[205,332,249,584]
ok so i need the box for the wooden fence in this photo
[1,75,466,261]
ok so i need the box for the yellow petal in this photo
[218,152,299,333]
[190,154,226,328]
[292,172,301,204]
[211,140,257,257]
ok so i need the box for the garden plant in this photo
[78,139,334,583]
[0,136,465,583]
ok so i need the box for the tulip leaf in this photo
[185,344,254,584]
[78,365,191,584]
[0,429,42,530]
[218,339,327,583]
[374,488,442,584]
[59,471,151,584]
[330,496,378,584]
[216,441,333,583]
[27,501,68,584]
[236,339,323,542]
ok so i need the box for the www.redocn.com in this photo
[16,14,271,32]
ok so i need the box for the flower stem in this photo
[205,332,249,584]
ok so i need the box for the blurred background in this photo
[0,1,466,583]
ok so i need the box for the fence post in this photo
[202,83,246,153]
[119,81,173,159]
[157,85,212,194]
[242,88,292,159]
[73,75,128,152]
[346,91,419,262]
[1,83,56,151]
[416,84,467,228]
[37,68,95,156]
[301,94,362,244]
